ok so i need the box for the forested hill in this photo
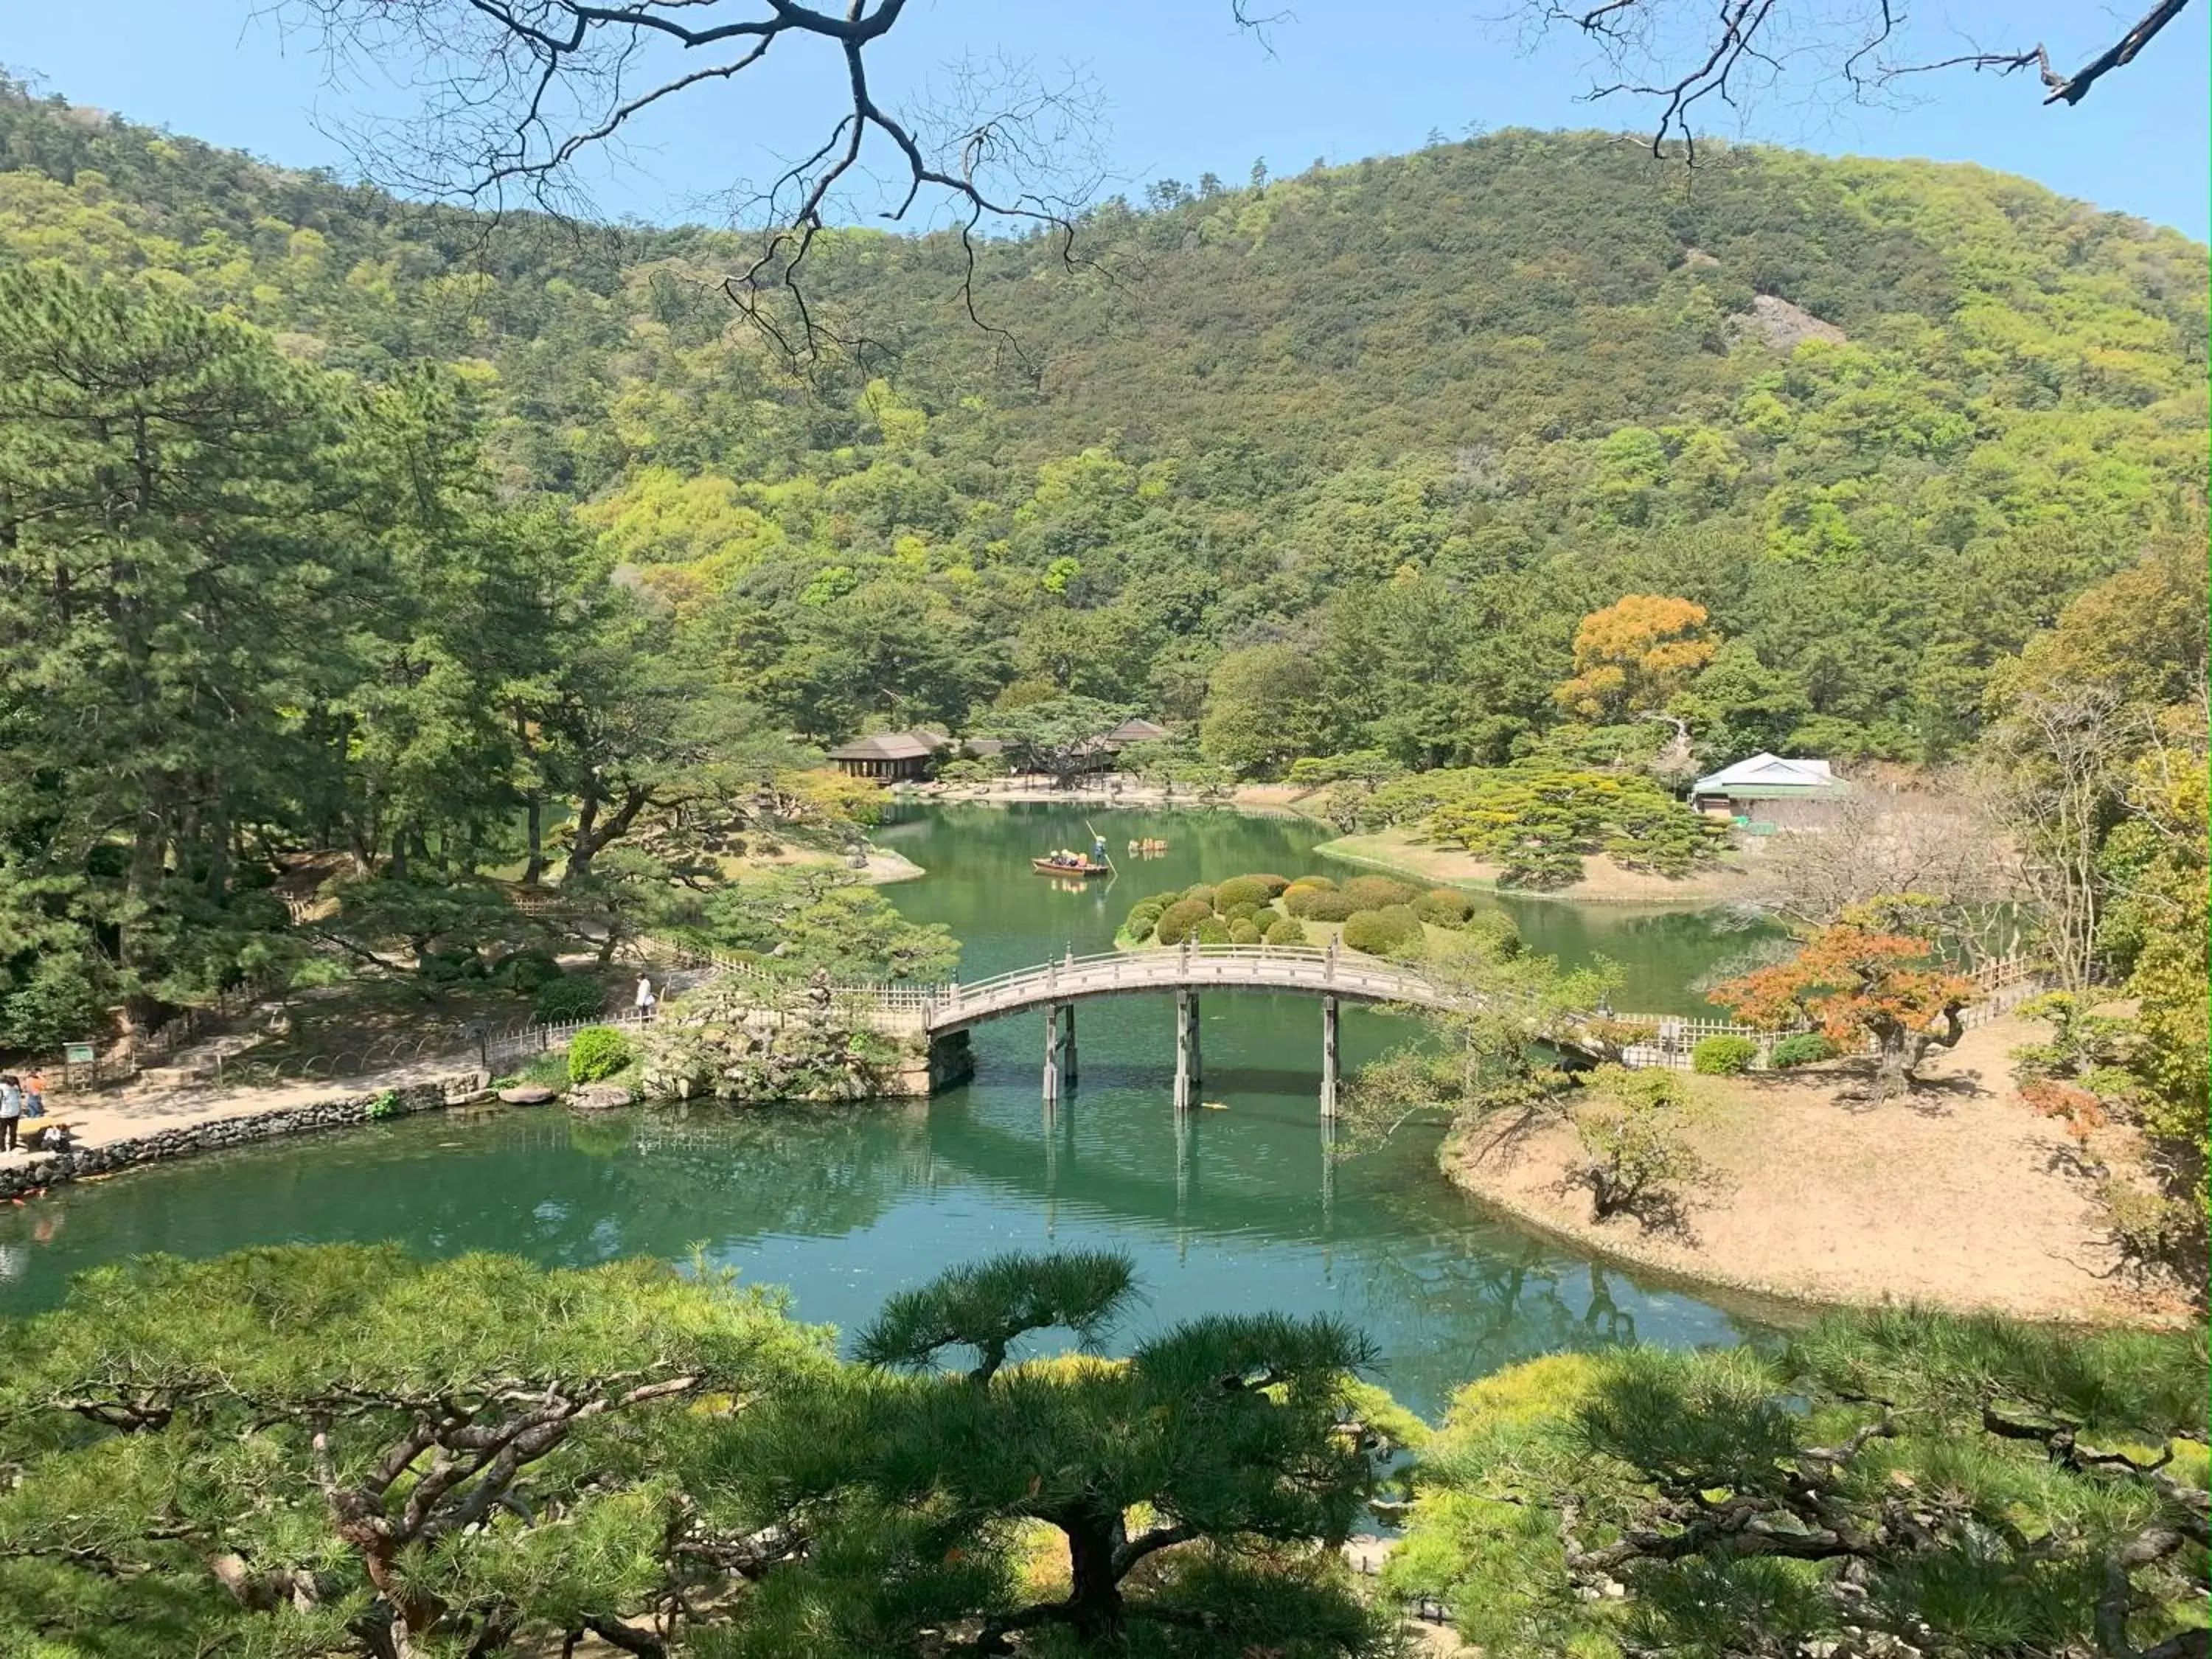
[2,80,2206,764]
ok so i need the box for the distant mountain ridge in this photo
[1,78,2205,762]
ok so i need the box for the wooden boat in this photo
[1032,856,1110,877]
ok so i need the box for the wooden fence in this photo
[1617,953,2049,1071]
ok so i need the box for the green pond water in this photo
[0,804,1774,1416]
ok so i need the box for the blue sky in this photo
[8,1,2208,239]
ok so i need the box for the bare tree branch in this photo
[1483,0,2194,161]
[276,0,1107,360]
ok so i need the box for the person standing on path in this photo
[22,1068,44,1119]
[635,974,656,1023]
[0,1077,21,1152]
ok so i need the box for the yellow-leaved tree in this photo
[1554,594,1718,721]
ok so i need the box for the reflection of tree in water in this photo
[0,1107,941,1315]
[624,1105,940,1241]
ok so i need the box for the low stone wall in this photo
[0,1079,480,1202]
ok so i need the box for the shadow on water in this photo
[0,803,1776,1418]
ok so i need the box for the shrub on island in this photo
[1228,918,1265,945]
[1290,888,1363,922]
[1213,875,1276,911]
[1341,905,1424,957]
[1123,899,1167,939]
[1411,887,1476,927]
[1341,874,1421,909]
[1152,898,1215,945]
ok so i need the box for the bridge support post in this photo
[1043,1002,1065,1103]
[1320,994,1340,1118]
[1061,1002,1077,1091]
[1173,989,1200,1111]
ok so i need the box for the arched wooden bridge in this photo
[655,939,2008,1114]
[868,943,1447,1113]
[867,944,1452,1034]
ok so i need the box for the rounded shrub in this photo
[1124,900,1167,939]
[1222,901,1264,925]
[1342,874,1421,909]
[1283,875,1335,895]
[1411,888,1476,928]
[1340,905,1424,957]
[1264,917,1308,947]
[1691,1034,1761,1075]
[1191,917,1231,945]
[566,1026,634,1084]
[1770,1032,1840,1068]
[533,976,605,1024]
[1182,883,1218,909]
[1213,876,1275,911]
[1228,918,1265,945]
[1154,898,1215,946]
[1298,889,1363,922]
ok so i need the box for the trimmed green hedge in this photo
[1228,918,1265,945]
[1691,1034,1760,1075]
[1264,917,1307,946]
[1191,917,1231,945]
[567,1026,634,1084]
[1341,905,1424,957]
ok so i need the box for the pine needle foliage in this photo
[0,1246,830,1659]
[854,1248,1138,1384]
[732,1253,1399,1655]
[1388,1307,2210,1659]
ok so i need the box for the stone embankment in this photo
[0,1078,481,1202]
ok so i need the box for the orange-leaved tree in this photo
[1554,595,1717,722]
[1711,897,1978,1101]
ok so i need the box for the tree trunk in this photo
[565,785,652,882]
[523,793,546,888]
[1872,1004,1968,1100]
[1060,1505,1128,1640]
[119,810,170,1034]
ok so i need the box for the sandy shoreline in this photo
[1437,1014,2191,1329]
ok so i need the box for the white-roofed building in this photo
[1691,753,1845,821]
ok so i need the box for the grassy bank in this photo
[1314,828,1749,906]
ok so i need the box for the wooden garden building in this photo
[826,731,947,781]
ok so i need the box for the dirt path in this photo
[11,1051,484,1169]
[1444,1015,2190,1326]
